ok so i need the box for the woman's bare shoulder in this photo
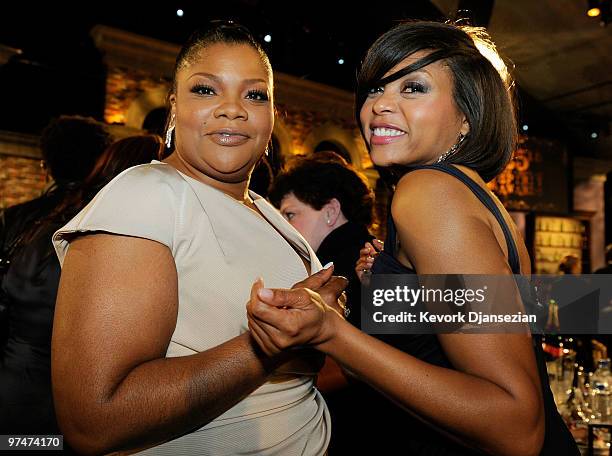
[391,169,511,274]
[392,168,481,224]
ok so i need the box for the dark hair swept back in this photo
[170,21,272,95]
[356,21,517,182]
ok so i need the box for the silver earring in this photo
[165,115,175,149]
[436,133,465,163]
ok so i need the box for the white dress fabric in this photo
[53,161,330,455]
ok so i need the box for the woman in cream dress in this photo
[51,23,344,455]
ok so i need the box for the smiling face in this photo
[359,51,469,167]
[169,43,274,185]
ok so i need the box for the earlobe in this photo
[325,198,342,226]
[460,118,470,136]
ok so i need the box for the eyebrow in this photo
[398,68,431,78]
[243,78,268,85]
[188,72,220,82]
[187,72,268,85]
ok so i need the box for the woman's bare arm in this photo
[249,170,545,456]
[331,171,543,455]
[52,233,288,455]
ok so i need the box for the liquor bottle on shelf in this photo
[592,358,611,391]
[588,358,612,424]
[545,299,560,333]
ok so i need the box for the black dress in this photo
[0,188,72,435]
[359,164,579,455]
[315,220,374,327]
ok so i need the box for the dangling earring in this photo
[436,133,466,163]
[165,114,176,149]
[264,146,269,157]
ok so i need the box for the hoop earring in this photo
[436,133,465,163]
[165,114,176,149]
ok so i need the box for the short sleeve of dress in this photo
[52,163,183,266]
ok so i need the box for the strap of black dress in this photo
[386,164,521,275]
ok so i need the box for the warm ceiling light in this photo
[588,7,601,17]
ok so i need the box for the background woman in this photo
[269,152,375,322]
[0,116,112,436]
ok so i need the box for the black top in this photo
[0,188,72,435]
[362,164,579,455]
[316,221,373,327]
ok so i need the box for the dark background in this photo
[0,0,610,162]
[0,1,441,133]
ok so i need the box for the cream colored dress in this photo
[53,161,330,455]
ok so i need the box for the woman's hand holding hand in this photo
[355,239,383,281]
[247,266,347,357]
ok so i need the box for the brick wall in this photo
[105,67,170,125]
[0,156,48,209]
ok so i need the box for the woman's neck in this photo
[163,152,251,204]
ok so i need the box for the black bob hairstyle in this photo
[356,21,517,183]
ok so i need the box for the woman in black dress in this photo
[247,21,579,455]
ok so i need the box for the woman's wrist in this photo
[247,332,292,375]
[315,308,344,354]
